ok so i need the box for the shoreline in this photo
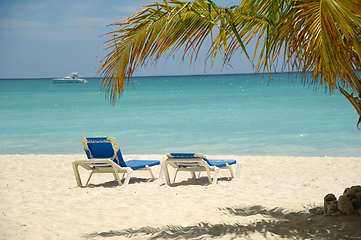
[1,154,360,239]
[3,153,361,158]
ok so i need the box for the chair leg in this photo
[227,163,235,178]
[120,173,125,180]
[112,173,117,180]
[145,165,155,180]
[172,168,179,184]
[191,171,197,179]
[72,162,83,187]
[85,172,94,186]
[123,168,133,185]
[205,168,213,184]
[158,161,164,179]
[113,172,123,186]
[235,162,241,178]
[164,162,171,185]
[212,167,220,184]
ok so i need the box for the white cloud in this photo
[112,0,158,13]
[0,18,48,29]
[0,16,120,41]
[0,3,47,18]
[61,17,119,28]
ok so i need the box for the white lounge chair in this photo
[72,137,163,187]
[164,153,241,185]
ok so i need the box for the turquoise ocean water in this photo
[1,73,360,157]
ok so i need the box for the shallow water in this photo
[0,73,360,156]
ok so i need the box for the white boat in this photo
[53,72,88,83]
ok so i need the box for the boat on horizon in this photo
[53,72,88,83]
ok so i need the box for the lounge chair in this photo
[72,137,163,186]
[164,153,241,185]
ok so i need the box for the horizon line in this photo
[0,71,299,80]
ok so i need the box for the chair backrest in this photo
[166,153,209,169]
[167,153,207,159]
[81,137,127,167]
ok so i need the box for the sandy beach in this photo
[0,154,360,239]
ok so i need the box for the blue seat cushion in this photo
[205,159,236,168]
[125,160,160,170]
[87,142,114,158]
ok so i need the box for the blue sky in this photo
[0,0,256,79]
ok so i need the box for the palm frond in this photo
[98,0,361,123]
[269,0,361,94]
[98,0,265,102]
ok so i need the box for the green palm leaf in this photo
[98,0,361,126]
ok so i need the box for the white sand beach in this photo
[0,154,360,239]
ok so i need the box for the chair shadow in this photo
[82,205,361,239]
[86,177,156,188]
[167,176,233,187]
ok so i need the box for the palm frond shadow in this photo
[83,205,361,239]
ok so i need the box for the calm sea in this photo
[1,73,360,157]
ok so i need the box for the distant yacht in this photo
[53,72,88,83]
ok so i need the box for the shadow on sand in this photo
[84,175,233,188]
[165,176,233,187]
[83,205,361,239]
[84,177,156,188]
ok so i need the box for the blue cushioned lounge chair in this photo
[164,153,241,185]
[72,137,163,186]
